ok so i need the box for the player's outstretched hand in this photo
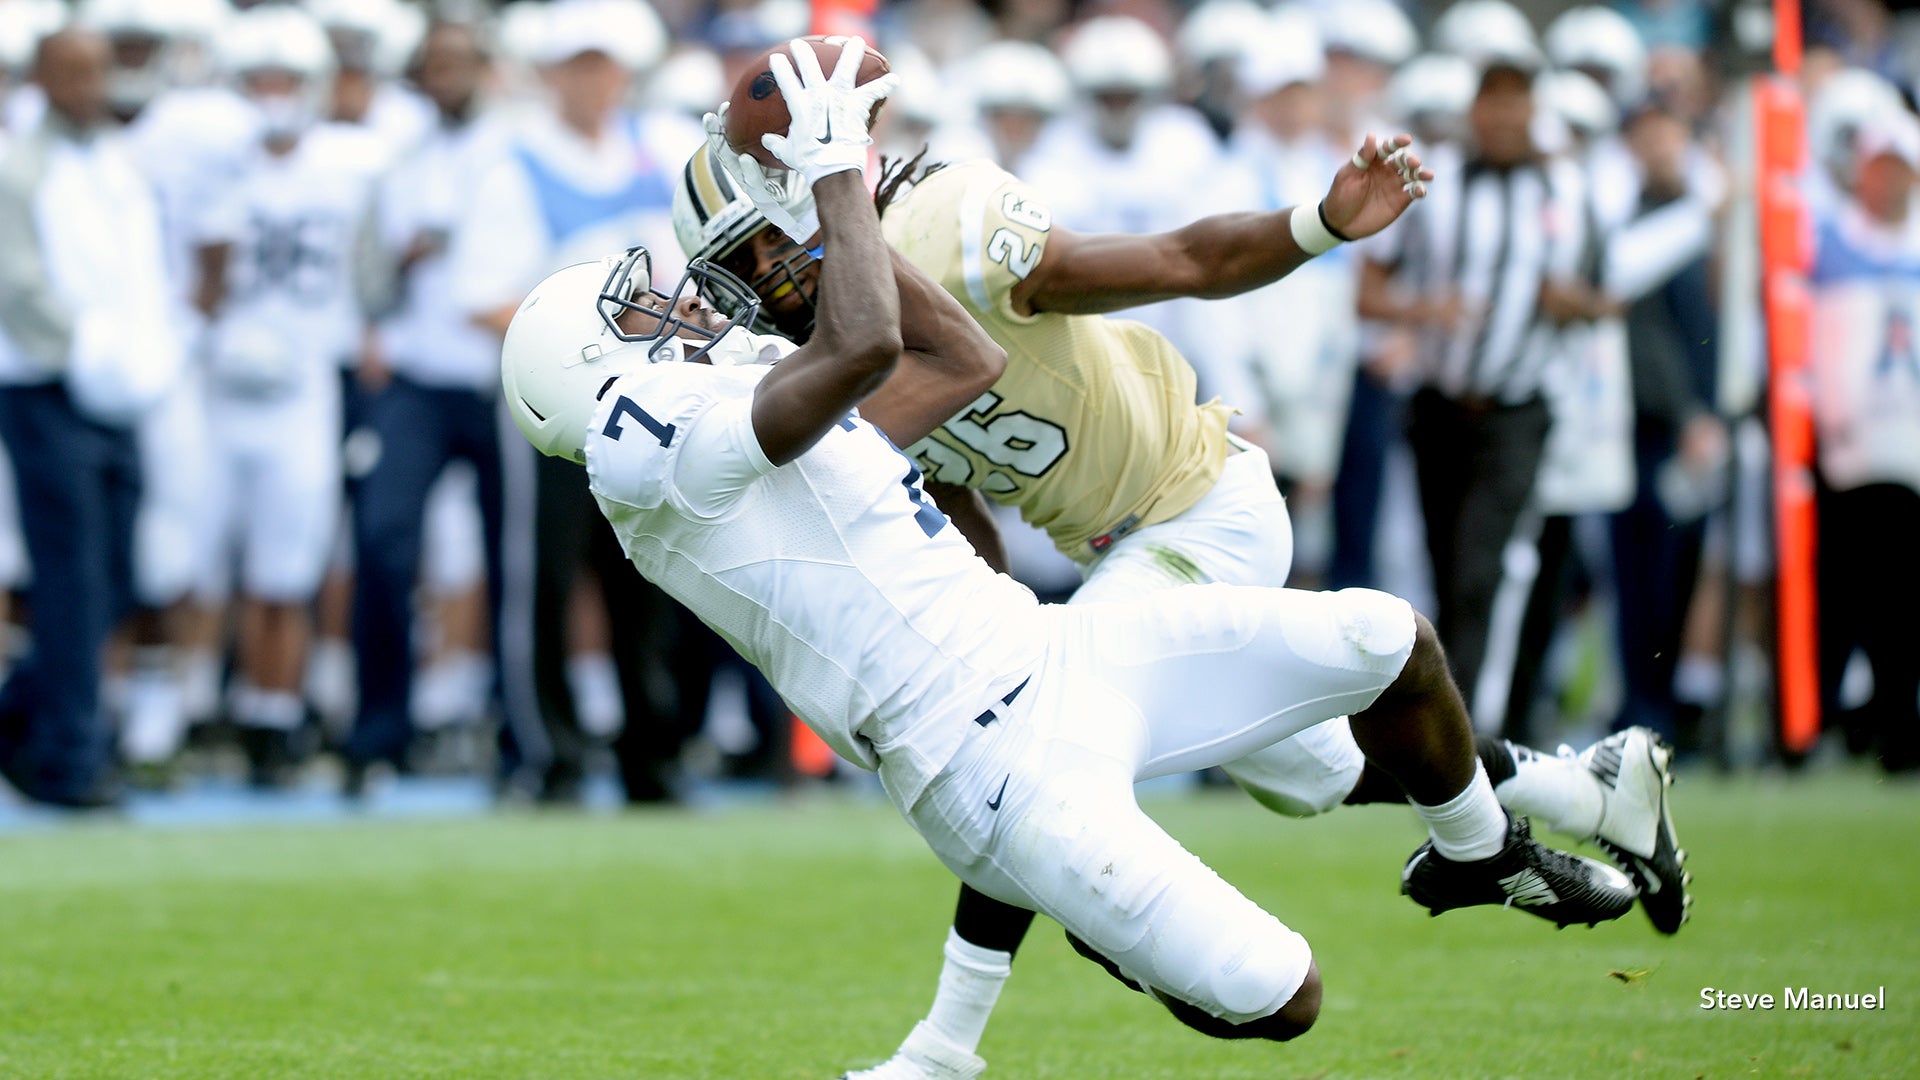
[704,104,822,246]
[1321,132,1434,242]
[760,36,897,185]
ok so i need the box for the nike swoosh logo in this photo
[1403,849,1429,881]
[1633,856,1663,894]
[986,774,1009,811]
[817,115,833,144]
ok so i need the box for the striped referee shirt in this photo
[1375,144,1585,405]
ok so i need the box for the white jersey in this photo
[125,87,259,314]
[584,361,1045,807]
[202,128,377,403]
[1811,203,1920,494]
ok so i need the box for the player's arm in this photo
[739,41,904,466]
[924,479,1007,573]
[748,172,901,465]
[856,247,1007,448]
[1016,133,1433,317]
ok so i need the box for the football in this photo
[723,35,891,170]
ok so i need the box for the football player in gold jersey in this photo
[675,121,1688,1079]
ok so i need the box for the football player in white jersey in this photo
[193,5,378,785]
[81,0,242,779]
[504,39,1637,1073]
[680,83,1690,1080]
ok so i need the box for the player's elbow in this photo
[854,329,906,380]
[963,338,1007,396]
[816,320,904,385]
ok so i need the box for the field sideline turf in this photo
[2,770,1915,1079]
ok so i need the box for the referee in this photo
[1358,40,1614,709]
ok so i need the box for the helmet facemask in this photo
[706,226,820,343]
[596,246,764,364]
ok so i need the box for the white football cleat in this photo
[838,1022,986,1080]
[1579,727,1691,934]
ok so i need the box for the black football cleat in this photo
[1402,814,1638,928]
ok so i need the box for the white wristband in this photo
[1290,202,1346,256]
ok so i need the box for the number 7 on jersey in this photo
[604,396,676,447]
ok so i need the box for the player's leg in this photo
[903,703,1322,1047]
[236,409,342,787]
[1078,451,1664,865]
[1340,729,1692,933]
[1338,612,1642,925]
[852,445,1295,1077]
[347,377,453,775]
[1062,585,1637,926]
[1059,931,1319,1041]
[122,381,211,778]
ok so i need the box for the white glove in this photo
[759,36,895,186]
[704,105,821,246]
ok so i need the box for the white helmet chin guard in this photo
[502,247,761,463]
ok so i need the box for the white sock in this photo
[242,689,304,731]
[923,929,1012,1054]
[567,651,624,739]
[123,660,186,763]
[1413,762,1508,861]
[182,649,222,724]
[1673,654,1724,706]
[1496,743,1605,839]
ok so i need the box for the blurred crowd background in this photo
[0,0,1915,812]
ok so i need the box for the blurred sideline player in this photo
[346,18,508,785]
[682,83,1689,1080]
[1810,113,1920,771]
[192,6,379,786]
[449,0,704,801]
[506,38,1636,1070]
[76,0,233,777]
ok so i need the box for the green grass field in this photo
[3,770,1917,1079]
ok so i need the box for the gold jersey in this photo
[882,160,1234,562]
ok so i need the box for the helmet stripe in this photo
[684,157,711,225]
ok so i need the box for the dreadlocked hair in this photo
[874,146,948,217]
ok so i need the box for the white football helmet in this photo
[1320,0,1418,69]
[503,248,763,462]
[1386,52,1477,135]
[308,0,391,73]
[496,1,550,67]
[1810,68,1907,191]
[646,47,726,122]
[536,0,666,72]
[0,0,66,76]
[220,4,335,140]
[968,41,1071,117]
[1542,69,1618,139]
[1432,0,1542,73]
[671,146,819,338]
[1064,16,1173,97]
[79,0,228,110]
[1238,9,1325,99]
[1545,6,1647,107]
[1177,0,1269,70]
